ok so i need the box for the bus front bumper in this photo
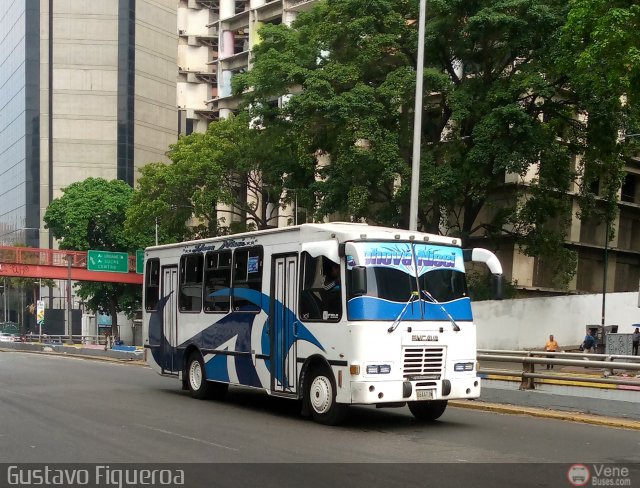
[348,377,481,405]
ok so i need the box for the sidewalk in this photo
[478,358,640,422]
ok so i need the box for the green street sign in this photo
[136,249,144,274]
[87,250,129,273]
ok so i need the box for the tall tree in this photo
[556,0,640,223]
[126,113,303,242]
[234,0,635,287]
[44,178,140,336]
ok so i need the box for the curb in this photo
[449,399,640,430]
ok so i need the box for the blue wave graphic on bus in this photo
[151,287,324,390]
[347,296,472,321]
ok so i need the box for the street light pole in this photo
[601,218,609,327]
[155,217,158,246]
[409,0,427,231]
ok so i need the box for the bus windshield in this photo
[346,242,471,322]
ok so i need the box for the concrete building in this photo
[0,0,178,248]
[476,153,640,296]
[176,0,315,131]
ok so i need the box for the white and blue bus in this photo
[142,223,502,425]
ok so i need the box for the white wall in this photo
[473,292,639,350]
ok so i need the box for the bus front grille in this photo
[403,347,444,380]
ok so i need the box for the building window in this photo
[621,174,638,204]
[179,254,203,313]
[204,251,232,313]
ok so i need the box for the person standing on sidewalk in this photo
[633,328,639,356]
[582,331,596,354]
[545,334,559,369]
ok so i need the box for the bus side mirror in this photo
[352,266,367,296]
[492,274,503,300]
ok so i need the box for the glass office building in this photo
[0,1,176,249]
[0,1,40,247]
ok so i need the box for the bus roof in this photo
[147,222,461,251]
[299,223,460,246]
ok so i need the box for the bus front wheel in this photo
[306,367,348,425]
[408,400,448,421]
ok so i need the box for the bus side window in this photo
[145,258,160,312]
[298,252,341,322]
[232,247,263,312]
[204,250,231,313]
[179,253,203,313]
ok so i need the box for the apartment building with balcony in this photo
[176,0,316,133]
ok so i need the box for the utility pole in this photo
[409,0,427,231]
[601,218,609,327]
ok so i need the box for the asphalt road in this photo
[0,351,638,487]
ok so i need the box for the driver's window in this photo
[299,252,342,322]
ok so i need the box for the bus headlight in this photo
[454,362,474,372]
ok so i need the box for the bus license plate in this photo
[416,389,434,400]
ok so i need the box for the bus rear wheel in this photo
[306,367,348,425]
[408,400,448,421]
[187,352,227,400]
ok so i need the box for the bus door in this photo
[270,254,298,394]
[161,266,178,373]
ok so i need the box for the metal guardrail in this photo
[477,349,640,389]
[20,334,108,346]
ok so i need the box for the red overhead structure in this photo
[0,246,143,285]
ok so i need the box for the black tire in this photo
[305,366,348,425]
[186,352,228,400]
[408,400,448,421]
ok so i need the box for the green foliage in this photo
[467,271,518,302]
[44,178,140,333]
[125,113,302,243]
[232,0,636,287]
[556,0,638,226]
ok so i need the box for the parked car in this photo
[0,321,20,334]
[0,333,16,342]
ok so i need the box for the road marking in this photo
[134,424,238,451]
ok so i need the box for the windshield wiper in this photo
[387,291,419,333]
[421,290,460,332]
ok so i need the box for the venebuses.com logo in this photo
[567,464,632,487]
